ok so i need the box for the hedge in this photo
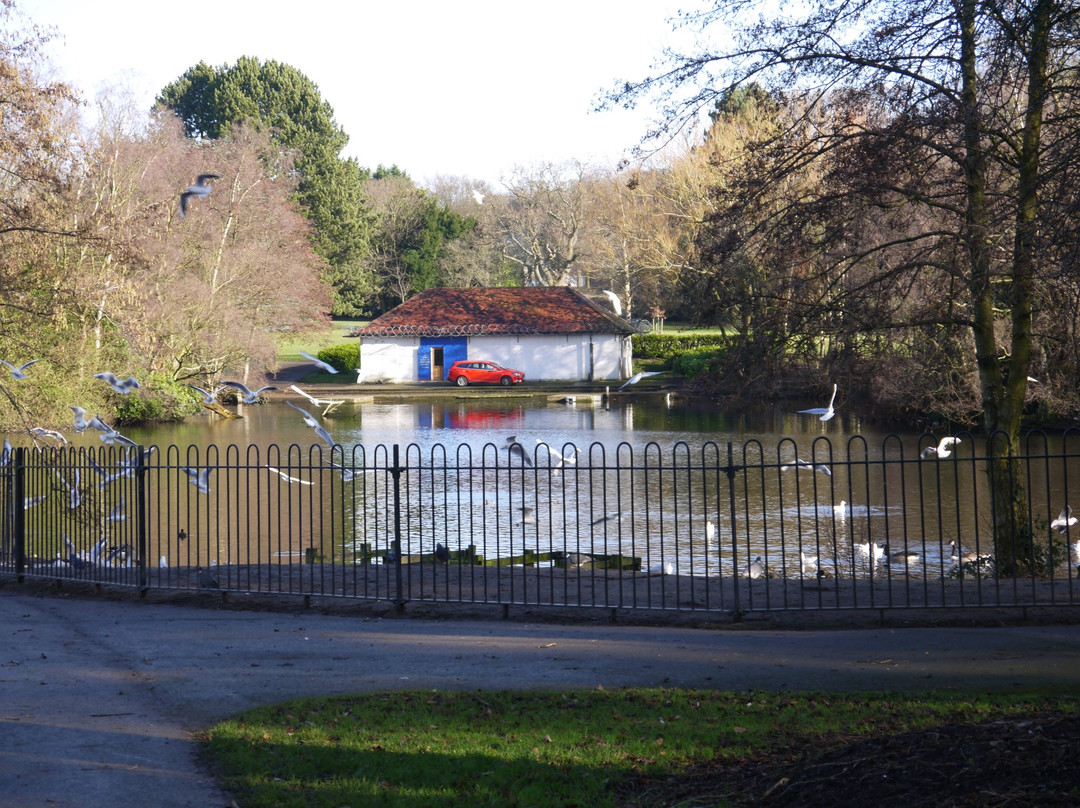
[318,342,361,372]
[633,333,728,359]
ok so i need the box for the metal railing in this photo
[3,430,1080,618]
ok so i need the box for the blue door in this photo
[418,337,468,380]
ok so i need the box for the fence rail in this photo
[3,431,1080,618]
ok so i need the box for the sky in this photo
[20,0,696,188]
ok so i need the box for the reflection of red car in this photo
[447,360,525,387]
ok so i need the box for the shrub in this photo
[670,346,728,379]
[633,334,728,359]
[318,342,361,372]
[114,373,202,424]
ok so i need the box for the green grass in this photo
[203,688,1075,808]
[276,319,367,362]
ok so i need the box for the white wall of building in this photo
[359,333,632,382]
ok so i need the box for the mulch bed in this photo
[619,711,1080,807]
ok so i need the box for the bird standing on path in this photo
[797,383,837,421]
[179,173,221,217]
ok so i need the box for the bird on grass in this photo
[618,371,664,390]
[1051,505,1077,534]
[920,436,961,459]
[94,372,140,394]
[0,358,42,380]
[179,173,221,217]
[797,383,837,421]
[298,351,339,374]
[220,380,279,404]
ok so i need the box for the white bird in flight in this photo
[779,458,832,476]
[618,371,664,390]
[502,436,533,466]
[920,436,961,459]
[181,466,213,493]
[186,384,223,404]
[94,372,140,394]
[179,173,221,217]
[472,189,485,205]
[602,290,623,317]
[797,383,837,421]
[298,351,339,374]
[286,401,335,447]
[220,380,279,404]
[1051,505,1077,534]
[0,358,42,380]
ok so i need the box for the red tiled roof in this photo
[354,287,633,337]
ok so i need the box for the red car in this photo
[447,360,525,387]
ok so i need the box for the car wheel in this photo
[455,375,469,387]
[500,376,512,386]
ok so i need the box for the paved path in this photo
[2,588,1080,807]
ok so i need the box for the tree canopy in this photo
[157,57,372,315]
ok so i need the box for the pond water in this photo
[10,395,1080,580]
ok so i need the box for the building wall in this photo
[359,333,632,382]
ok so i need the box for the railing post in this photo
[13,447,25,581]
[725,442,741,619]
[136,447,149,590]
[390,444,406,610]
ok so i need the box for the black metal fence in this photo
[3,430,1080,618]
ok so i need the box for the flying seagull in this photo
[220,380,279,404]
[286,400,335,446]
[779,458,832,476]
[797,383,837,421]
[1051,505,1077,534]
[920,436,962,459]
[618,371,664,390]
[472,189,485,205]
[601,290,623,317]
[181,466,213,494]
[94,372,140,394]
[266,465,313,486]
[502,436,533,466]
[0,358,42,380]
[298,350,339,374]
[179,173,221,217]
[186,384,223,404]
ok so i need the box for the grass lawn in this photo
[203,688,1076,807]
[276,319,367,362]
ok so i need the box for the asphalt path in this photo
[2,588,1080,807]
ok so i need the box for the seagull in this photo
[179,173,221,217]
[0,358,42,380]
[434,542,450,564]
[779,458,832,476]
[797,383,837,421]
[536,440,578,468]
[220,380,279,404]
[1051,506,1077,534]
[298,350,339,374]
[289,384,343,409]
[23,493,46,509]
[502,437,533,466]
[159,555,168,569]
[266,466,313,485]
[921,436,962,459]
[186,384,223,404]
[0,438,11,467]
[591,511,622,526]
[30,426,68,445]
[705,520,717,543]
[324,458,359,481]
[648,560,674,575]
[618,371,664,390]
[854,541,885,564]
[94,372,140,394]
[514,506,536,526]
[286,401,336,447]
[472,189,485,205]
[742,556,765,579]
[70,406,91,432]
[181,466,213,493]
[106,498,127,522]
[601,290,623,317]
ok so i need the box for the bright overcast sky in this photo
[20,0,696,188]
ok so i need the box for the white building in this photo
[353,287,635,383]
